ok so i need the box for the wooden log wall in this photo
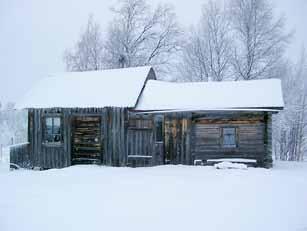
[191,112,269,166]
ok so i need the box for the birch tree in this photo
[178,30,210,82]
[230,0,290,80]
[274,51,307,161]
[104,0,182,72]
[178,0,232,82]
[64,15,105,71]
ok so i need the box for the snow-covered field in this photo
[0,162,307,231]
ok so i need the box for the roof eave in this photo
[132,107,284,114]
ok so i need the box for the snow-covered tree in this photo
[64,15,105,71]
[104,0,182,73]
[64,0,182,75]
[178,0,232,82]
[178,0,290,82]
[230,0,290,80]
[273,51,307,161]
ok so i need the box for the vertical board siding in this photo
[164,112,192,165]
[23,107,125,169]
[126,113,155,167]
[104,107,128,166]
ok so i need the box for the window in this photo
[155,115,163,142]
[222,127,237,148]
[44,117,62,143]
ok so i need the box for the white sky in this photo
[0,0,306,105]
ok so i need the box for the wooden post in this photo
[263,112,273,168]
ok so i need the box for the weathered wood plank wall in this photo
[29,108,79,168]
[164,112,192,165]
[103,107,128,166]
[12,108,274,169]
[126,113,155,167]
[191,112,269,166]
[19,107,128,168]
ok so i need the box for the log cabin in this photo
[11,66,284,169]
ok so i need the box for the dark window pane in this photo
[53,126,61,135]
[46,134,54,143]
[156,116,163,142]
[54,134,61,142]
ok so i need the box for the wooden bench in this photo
[206,158,257,167]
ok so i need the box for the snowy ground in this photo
[0,162,307,231]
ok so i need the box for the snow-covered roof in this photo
[16,66,153,109]
[135,79,284,111]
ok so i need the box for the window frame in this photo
[43,115,63,145]
[155,115,164,143]
[221,127,238,148]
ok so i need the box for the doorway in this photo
[71,116,102,164]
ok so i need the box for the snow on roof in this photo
[16,66,153,109]
[135,79,284,111]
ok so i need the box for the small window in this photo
[44,117,62,143]
[222,127,236,148]
[155,115,163,142]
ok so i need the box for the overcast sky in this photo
[0,0,306,105]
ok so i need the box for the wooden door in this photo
[126,117,154,167]
[127,128,154,157]
[71,116,102,164]
[164,115,191,165]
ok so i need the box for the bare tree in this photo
[273,51,307,161]
[202,1,232,81]
[177,29,209,82]
[104,0,182,72]
[64,15,105,71]
[230,0,290,80]
[178,0,232,82]
[177,29,209,81]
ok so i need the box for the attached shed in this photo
[135,79,284,167]
[11,67,283,169]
